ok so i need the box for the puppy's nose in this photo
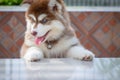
[31,31,37,36]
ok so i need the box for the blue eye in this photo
[41,18,48,24]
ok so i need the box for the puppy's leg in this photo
[66,46,95,61]
[23,47,44,62]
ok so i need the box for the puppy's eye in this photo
[41,18,48,24]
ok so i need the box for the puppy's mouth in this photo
[35,30,50,45]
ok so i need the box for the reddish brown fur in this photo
[26,0,52,18]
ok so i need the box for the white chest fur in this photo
[39,37,79,58]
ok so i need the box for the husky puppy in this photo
[21,0,95,61]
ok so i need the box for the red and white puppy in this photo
[21,0,95,61]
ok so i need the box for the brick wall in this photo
[0,12,120,58]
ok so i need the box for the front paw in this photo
[66,46,95,61]
[23,47,44,62]
[81,50,95,61]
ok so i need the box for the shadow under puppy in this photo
[21,0,95,62]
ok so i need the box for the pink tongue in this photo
[35,37,44,45]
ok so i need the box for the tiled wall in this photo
[0,12,25,58]
[0,12,120,58]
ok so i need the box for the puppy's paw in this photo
[81,50,94,61]
[66,46,95,61]
[23,47,44,62]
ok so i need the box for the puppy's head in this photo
[22,0,71,45]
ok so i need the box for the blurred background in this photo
[0,0,22,5]
[0,0,120,58]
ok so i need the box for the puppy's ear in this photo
[21,0,34,7]
[48,0,63,13]
[22,0,33,5]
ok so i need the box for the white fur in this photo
[38,14,47,21]
[29,14,36,21]
[26,14,36,33]
[46,20,65,40]
[66,46,95,60]
[24,34,35,46]
[26,18,37,36]
[36,23,51,37]
[36,20,65,39]
[40,37,79,58]
[26,19,32,32]
[23,47,44,61]
[25,39,34,46]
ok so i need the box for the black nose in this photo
[31,31,37,36]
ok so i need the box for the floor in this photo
[0,58,120,80]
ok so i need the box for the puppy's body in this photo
[21,0,94,61]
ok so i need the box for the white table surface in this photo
[0,58,120,80]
